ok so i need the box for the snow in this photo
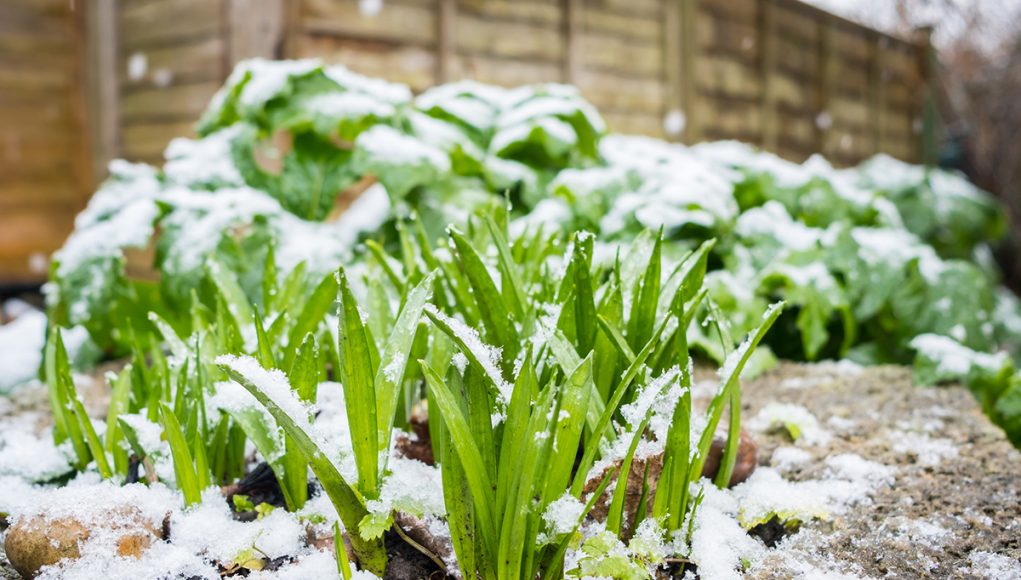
[422,305,511,404]
[216,355,315,435]
[770,446,812,471]
[890,431,959,466]
[0,309,46,393]
[163,126,244,187]
[236,58,320,111]
[355,125,451,172]
[735,202,823,251]
[910,333,1009,378]
[748,403,831,445]
[305,92,396,122]
[963,551,1021,579]
[365,456,445,519]
[542,492,586,537]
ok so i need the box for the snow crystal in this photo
[324,64,412,105]
[542,493,586,536]
[355,125,450,172]
[890,431,959,466]
[216,355,315,435]
[770,446,812,471]
[305,91,396,121]
[748,403,831,445]
[689,481,766,580]
[962,551,1021,579]
[171,488,305,563]
[423,305,511,404]
[365,457,445,519]
[910,333,1009,378]
[735,201,823,251]
[236,58,320,110]
[163,126,244,187]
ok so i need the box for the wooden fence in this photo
[0,0,931,283]
[0,0,92,284]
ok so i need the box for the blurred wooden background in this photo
[0,0,931,284]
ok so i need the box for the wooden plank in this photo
[576,70,664,113]
[816,16,835,157]
[121,120,197,161]
[457,0,561,26]
[663,0,682,141]
[438,0,456,83]
[302,0,437,46]
[871,34,886,155]
[760,0,778,152]
[680,0,700,142]
[580,8,662,42]
[121,0,226,49]
[696,54,760,100]
[85,0,119,184]
[228,0,284,62]
[120,36,226,89]
[450,54,562,86]
[298,35,438,92]
[602,111,665,138]
[589,0,661,18]
[456,14,563,62]
[0,64,71,95]
[564,0,581,83]
[700,0,758,25]
[0,176,82,207]
[578,32,662,77]
[120,81,221,121]
[696,9,758,58]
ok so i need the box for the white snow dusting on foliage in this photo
[423,304,512,404]
[163,126,245,188]
[216,355,316,433]
[910,333,1009,378]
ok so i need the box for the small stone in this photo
[4,507,164,579]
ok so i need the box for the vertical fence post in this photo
[83,0,119,186]
[437,0,457,83]
[816,15,834,158]
[870,34,887,157]
[680,0,700,143]
[915,25,937,167]
[663,0,682,142]
[563,0,582,84]
[759,0,778,152]
[228,0,285,64]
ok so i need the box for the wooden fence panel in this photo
[0,0,88,282]
[0,0,931,283]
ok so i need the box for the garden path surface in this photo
[0,363,1018,578]
[736,362,1020,579]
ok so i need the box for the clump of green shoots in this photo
[41,206,780,578]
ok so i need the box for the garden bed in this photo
[1,360,1017,579]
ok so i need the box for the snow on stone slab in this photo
[747,402,831,445]
[889,431,959,466]
[962,551,1021,579]
[6,479,178,529]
